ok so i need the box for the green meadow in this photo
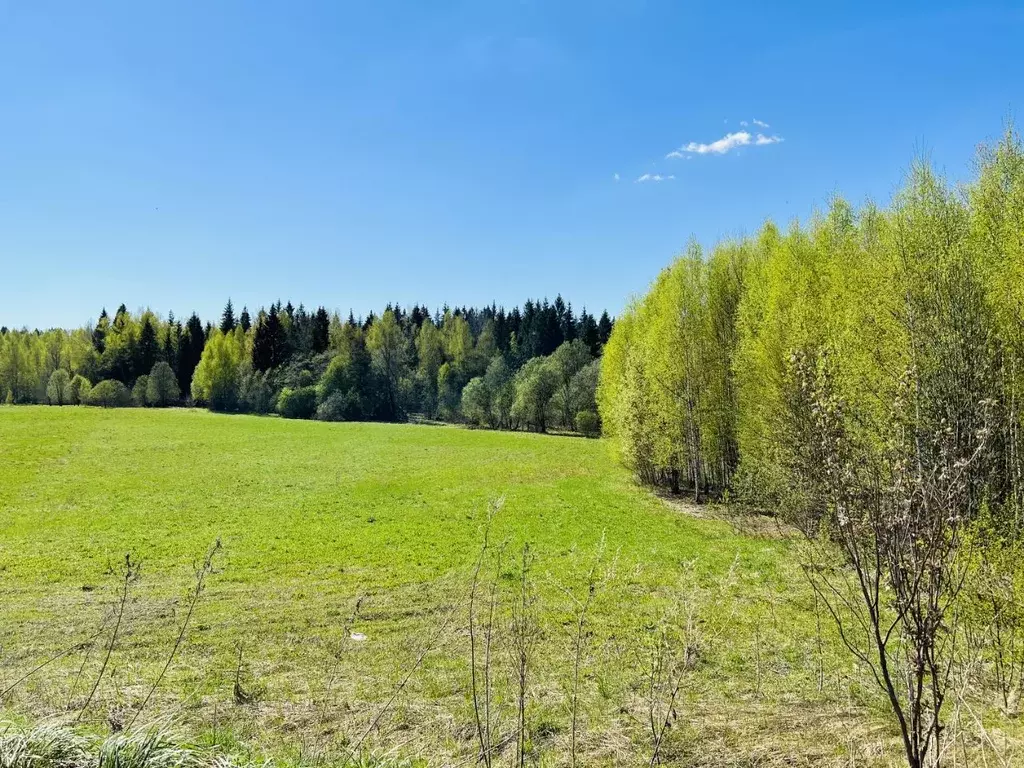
[1,406,1011,766]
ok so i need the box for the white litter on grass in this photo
[350,632,367,642]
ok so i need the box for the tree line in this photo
[0,297,613,434]
[598,125,1024,767]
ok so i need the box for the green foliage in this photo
[191,329,246,411]
[511,356,559,432]
[69,374,91,405]
[3,298,614,437]
[575,409,600,438]
[238,368,275,414]
[86,379,132,407]
[548,339,593,429]
[46,368,72,406]
[460,376,491,426]
[315,389,363,422]
[318,335,371,421]
[599,126,1024,515]
[146,362,180,407]
[483,355,515,428]
[436,361,463,420]
[132,374,150,406]
[276,385,318,419]
[367,310,410,421]
[414,319,444,416]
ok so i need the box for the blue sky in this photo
[1,0,1022,329]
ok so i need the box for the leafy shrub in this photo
[86,379,132,407]
[132,375,150,407]
[146,362,180,407]
[315,390,363,422]
[46,369,73,405]
[576,410,600,438]
[70,375,91,405]
[460,377,491,426]
[277,386,318,419]
[239,369,275,414]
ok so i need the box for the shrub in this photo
[239,369,275,414]
[87,379,132,407]
[69,375,91,405]
[277,386,318,419]
[132,375,150,406]
[146,361,180,407]
[460,377,491,426]
[315,390,362,422]
[46,368,73,405]
[576,410,600,438]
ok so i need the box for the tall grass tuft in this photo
[0,722,89,768]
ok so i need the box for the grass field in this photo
[2,406,1011,766]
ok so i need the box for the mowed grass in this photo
[0,406,975,766]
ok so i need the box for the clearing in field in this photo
[0,406,982,765]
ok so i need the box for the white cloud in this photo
[613,172,620,182]
[666,128,784,158]
[752,118,770,128]
[667,131,751,157]
[635,173,675,183]
[740,120,748,127]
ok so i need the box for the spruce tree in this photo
[579,309,600,355]
[239,306,251,333]
[92,308,109,353]
[311,307,330,353]
[410,306,425,329]
[292,304,311,353]
[176,313,206,395]
[138,317,159,377]
[597,311,613,346]
[538,299,563,356]
[162,323,174,363]
[562,301,577,342]
[220,299,236,334]
[252,305,287,371]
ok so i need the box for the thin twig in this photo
[77,553,139,722]
[128,539,221,730]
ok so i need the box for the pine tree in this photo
[239,306,251,333]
